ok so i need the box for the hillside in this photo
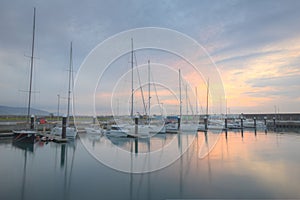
[0,105,50,116]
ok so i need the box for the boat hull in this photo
[50,127,77,138]
[13,130,36,143]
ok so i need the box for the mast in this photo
[186,85,188,116]
[179,69,182,118]
[195,87,198,115]
[148,60,151,124]
[26,7,36,125]
[130,38,134,118]
[67,42,73,126]
[225,98,227,116]
[206,78,209,117]
[57,94,60,121]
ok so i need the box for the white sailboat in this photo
[197,78,224,131]
[107,39,164,137]
[177,69,198,132]
[85,126,103,135]
[51,42,77,138]
[13,8,37,143]
[128,58,166,137]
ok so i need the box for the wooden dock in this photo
[36,132,69,143]
[267,120,300,129]
[0,132,14,138]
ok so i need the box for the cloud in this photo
[1,0,300,114]
[247,75,300,88]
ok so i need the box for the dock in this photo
[36,132,69,143]
[0,132,14,138]
[267,120,300,129]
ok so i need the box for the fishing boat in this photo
[50,42,77,138]
[13,8,37,143]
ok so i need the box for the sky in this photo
[0,0,300,116]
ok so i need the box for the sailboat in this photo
[197,78,225,131]
[107,40,165,137]
[51,42,77,138]
[175,69,198,132]
[128,59,166,136]
[13,8,37,143]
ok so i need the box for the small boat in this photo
[180,123,199,132]
[50,126,77,138]
[105,125,129,137]
[126,124,165,137]
[85,126,103,135]
[227,120,241,129]
[165,116,180,133]
[13,130,36,143]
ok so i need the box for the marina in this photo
[1,1,300,200]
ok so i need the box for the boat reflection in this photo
[2,128,299,200]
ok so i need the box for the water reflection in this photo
[0,129,300,200]
[12,141,33,200]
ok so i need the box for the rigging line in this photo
[150,71,163,116]
[184,84,195,116]
[188,94,195,116]
[133,50,147,115]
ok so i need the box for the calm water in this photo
[0,129,300,200]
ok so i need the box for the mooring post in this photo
[30,115,35,130]
[177,116,181,130]
[264,116,267,126]
[62,116,67,139]
[204,116,208,130]
[135,116,139,137]
[240,116,244,129]
[225,117,228,130]
[254,117,257,128]
[273,117,276,128]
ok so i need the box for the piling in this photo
[273,117,276,128]
[224,117,228,130]
[253,117,256,128]
[177,116,181,130]
[30,115,35,129]
[204,116,208,130]
[264,116,267,126]
[240,117,244,129]
[134,116,139,137]
[62,116,67,139]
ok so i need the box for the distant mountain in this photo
[0,105,50,116]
